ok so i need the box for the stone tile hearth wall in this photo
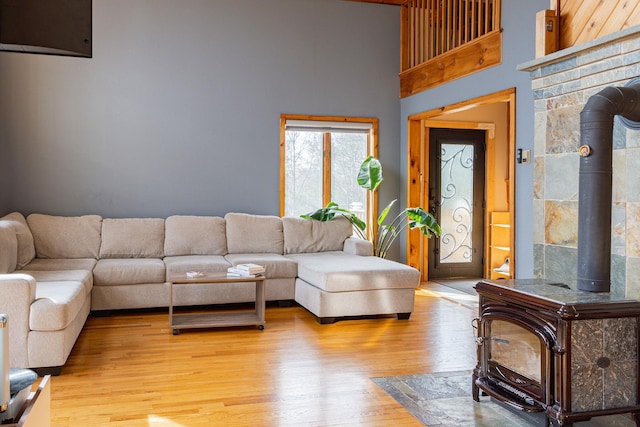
[523,27,640,298]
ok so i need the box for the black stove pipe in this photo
[577,83,640,292]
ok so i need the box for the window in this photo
[280,115,378,235]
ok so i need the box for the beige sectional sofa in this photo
[0,211,420,375]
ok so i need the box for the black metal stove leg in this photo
[471,372,479,402]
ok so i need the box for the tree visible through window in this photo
[280,115,378,234]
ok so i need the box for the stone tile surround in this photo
[518,25,640,298]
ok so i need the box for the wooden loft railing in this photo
[399,0,502,98]
[402,0,500,66]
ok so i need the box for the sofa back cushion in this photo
[164,215,227,256]
[100,218,165,258]
[27,213,102,259]
[225,213,283,254]
[282,217,353,254]
[1,212,35,268]
[0,221,17,273]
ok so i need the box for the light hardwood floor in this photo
[47,284,478,426]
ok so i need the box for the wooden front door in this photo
[427,128,486,279]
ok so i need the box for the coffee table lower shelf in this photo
[170,311,265,335]
[169,273,266,335]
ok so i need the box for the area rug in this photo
[372,370,635,426]
[420,282,479,311]
[432,279,480,296]
[372,370,538,426]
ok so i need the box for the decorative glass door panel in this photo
[439,143,474,264]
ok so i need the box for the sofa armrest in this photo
[343,237,373,256]
[0,274,37,367]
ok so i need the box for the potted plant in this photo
[302,156,441,258]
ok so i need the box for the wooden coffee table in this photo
[169,272,266,335]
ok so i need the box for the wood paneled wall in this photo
[556,0,640,49]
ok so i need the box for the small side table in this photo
[169,272,266,335]
[5,375,51,427]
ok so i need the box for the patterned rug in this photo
[372,370,635,427]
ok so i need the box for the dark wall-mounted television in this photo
[0,0,91,58]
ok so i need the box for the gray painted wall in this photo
[399,0,548,277]
[0,0,400,219]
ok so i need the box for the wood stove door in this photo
[475,312,554,411]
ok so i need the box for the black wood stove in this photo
[472,279,640,426]
[471,82,640,426]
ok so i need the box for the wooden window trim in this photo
[280,115,379,240]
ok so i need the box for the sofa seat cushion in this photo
[286,252,420,292]
[224,253,297,278]
[30,281,86,331]
[20,270,93,296]
[164,255,231,281]
[93,258,166,286]
[22,258,97,272]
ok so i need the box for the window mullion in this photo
[366,132,375,242]
[323,132,332,207]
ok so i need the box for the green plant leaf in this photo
[301,202,338,221]
[301,202,366,231]
[357,156,383,192]
[349,214,367,231]
[406,207,442,237]
[377,199,397,226]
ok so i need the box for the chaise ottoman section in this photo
[287,252,420,323]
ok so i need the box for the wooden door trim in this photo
[406,88,516,281]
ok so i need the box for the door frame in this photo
[406,88,516,281]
